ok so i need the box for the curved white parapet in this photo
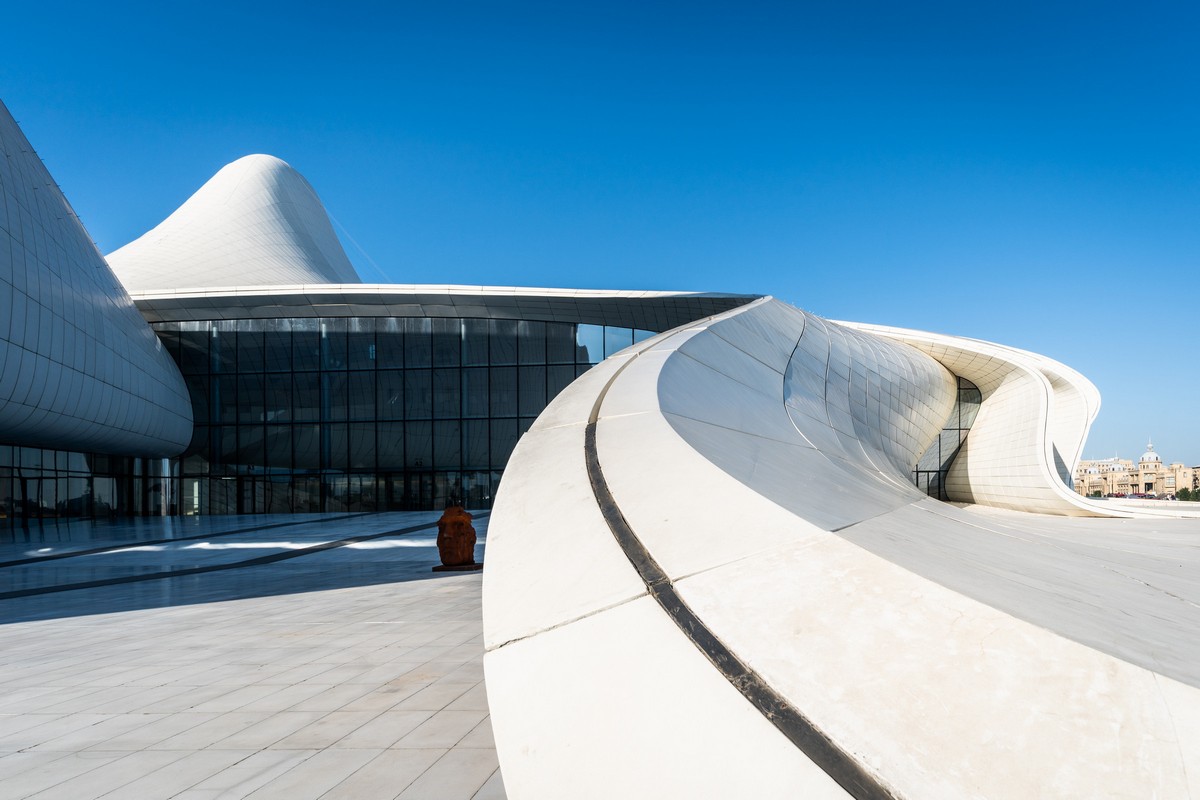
[106,154,362,291]
[0,102,192,456]
[483,298,1200,799]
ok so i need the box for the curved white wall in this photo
[483,298,1200,799]
[0,102,192,456]
[106,154,362,291]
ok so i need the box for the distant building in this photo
[1074,442,1199,497]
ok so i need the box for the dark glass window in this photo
[292,373,321,421]
[432,319,461,367]
[462,368,489,417]
[293,424,321,470]
[236,323,265,372]
[322,320,349,370]
[462,320,489,366]
[178,324,209,374]
[548,365,576,402]
[405,318,432,368]
[293,321,321,371]
[377,422,405,468]
[463,420,489,469]
[490,367,518,417]
[348,372,375,420]
[265,425,291,469]
[406,421,432,468]
[519,366,546,416]
[237,374,265,424]
[215,375,238,424]
[377,371,405,420]
[347,318,376,370]
[323,373,350,421]
[326,423,350,469]
[212,325,236,374]
[263,320,292,372]
[490,320,518,365]
[433,369,461,419]
[376,318,404,368]
[546,323,575,364]
[404,370,433,419]
[349,425,376,469]
[434,421,462,467]
[490,418,518,468]
[518,321,546,364]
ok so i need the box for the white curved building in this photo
[482,298,1200,799]
[106,154,362,291]
[0,101,191,456]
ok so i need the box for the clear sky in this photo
[3,1,1197,461]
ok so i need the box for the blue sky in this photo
[4,1,1198,461]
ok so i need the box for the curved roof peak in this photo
[106,154,362,291]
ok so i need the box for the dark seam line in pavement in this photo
[0,512,489,600]
[584,341,902,800]
[0,513,373,569]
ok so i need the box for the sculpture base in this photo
[432,563,483,572]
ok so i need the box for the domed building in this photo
[1074,441,1198,498]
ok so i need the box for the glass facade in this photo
[912,376,982,500]
[152,317,656,515]
[0,446,171,534]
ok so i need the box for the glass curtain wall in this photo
[154,317,655,514]
[912,376,982,500]
[0,446,171,536]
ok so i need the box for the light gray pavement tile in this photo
[336,682,430,713]
[444,682,488,712]
[86,712,222,751]
[456,716,496,749]
[395,748,500,800]
[0,750,74,783]
[188,685,292,713]
[0,750,126,798]
[243,748,379,800]
[28,713,163,752]
[270,711,383,750]
[252,663,343,687]
[172,750,316,800]
[287,684,375,712]
[334,710,435,749]
[98,748,254,800]
[390,682,475,712]
[0,712,67,739]
[471,768,507,800]
[144,685,234,713]
[320,749,445,799]
[24,750,186,800]
[393,710,488,749]
[212,711,327,750]
[0,713,108,752]
[151,712,272,750]
[0,687,63,713]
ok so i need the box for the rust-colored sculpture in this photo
[435,505,479,570]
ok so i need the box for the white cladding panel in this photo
[106,154,362,291]
[0,102,192,455]
[484,298,1200,799]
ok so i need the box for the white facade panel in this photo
[106,155,362,291]
[484,298,1200,799]
[0,102,192,456]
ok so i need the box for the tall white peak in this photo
[107,154,362,291]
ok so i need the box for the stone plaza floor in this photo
[0,512,504,799]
